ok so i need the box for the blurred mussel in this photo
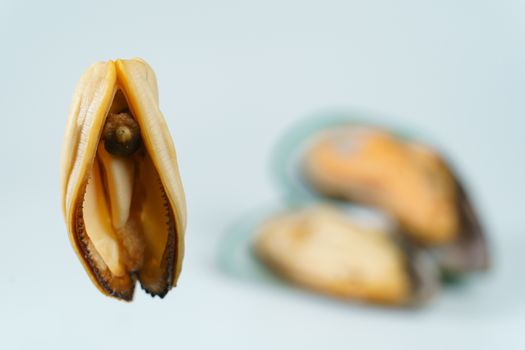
[247,113,490,306]
[300,124,490,276]
[254,205,439,306]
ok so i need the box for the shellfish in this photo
[60,59,186,300]
[254,205,439,305]
[301,125,489,274]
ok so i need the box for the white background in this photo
[1,1,524,349]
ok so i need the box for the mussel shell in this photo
[395,232,440,304]
[431,179,490,275]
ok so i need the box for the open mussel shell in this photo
[271,112,489,276]
[253,204,440,306]
[60,59,186,300]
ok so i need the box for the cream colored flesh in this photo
[97,145,134,231]
[61,59,186,300]
[80,90,172,297]
[83,158,125,276]
[254,206,411,305]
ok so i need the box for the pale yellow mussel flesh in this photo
[61,59,186,301]
[254,205,439,305]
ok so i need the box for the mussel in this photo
[254,205,439,305]
[300,125,489,274]
[60,59,186,300]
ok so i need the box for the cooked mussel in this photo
[254,205,439,305]
[60,59,186,300]
[300,125,489,274]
